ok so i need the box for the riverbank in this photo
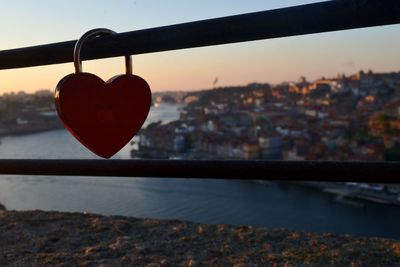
[0,210,399,266]
[0,122,63,138]
[292,182,400,206]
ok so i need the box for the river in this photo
[0,104,399,239]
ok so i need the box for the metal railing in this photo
[0,0,399,69]
[0,159,398,183]
[0,0,400,183]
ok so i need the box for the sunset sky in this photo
[0,0,399,93]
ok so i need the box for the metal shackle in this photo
[73,28,132,74]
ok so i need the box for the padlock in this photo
[55,28,152,158]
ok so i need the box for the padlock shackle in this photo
[74,28,132,75]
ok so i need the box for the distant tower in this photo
[298,76,307,84]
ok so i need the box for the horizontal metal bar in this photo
[0,159,399,183]
[0,0,399,70]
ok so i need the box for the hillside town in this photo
[136,70,400,205]
[137,70,400,162]
[0,71,399,165]
[0,89,61,136]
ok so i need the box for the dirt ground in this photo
[0,210,399,266]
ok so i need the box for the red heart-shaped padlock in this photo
[55,72,151,158]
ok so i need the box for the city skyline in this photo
[0,0,399,93]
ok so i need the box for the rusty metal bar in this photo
[0,0,399,69]
[0,159,398,183]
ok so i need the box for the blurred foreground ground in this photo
[0,210,399,267]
